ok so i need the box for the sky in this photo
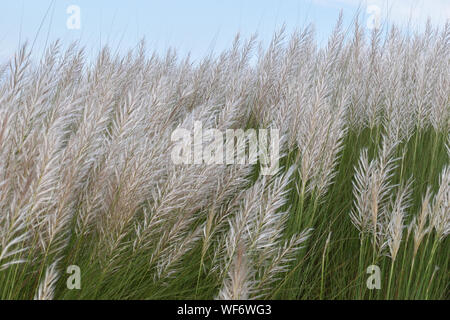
[0,0,449,62]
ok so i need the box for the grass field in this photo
[0,16,448,300]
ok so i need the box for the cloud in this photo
[313,0,450,27]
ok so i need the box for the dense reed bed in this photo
[0,15,448,299]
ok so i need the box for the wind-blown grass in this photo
[0,15,448,300]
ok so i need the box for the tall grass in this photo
[0,16,448,300]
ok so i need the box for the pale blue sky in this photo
[0,1,449,62]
